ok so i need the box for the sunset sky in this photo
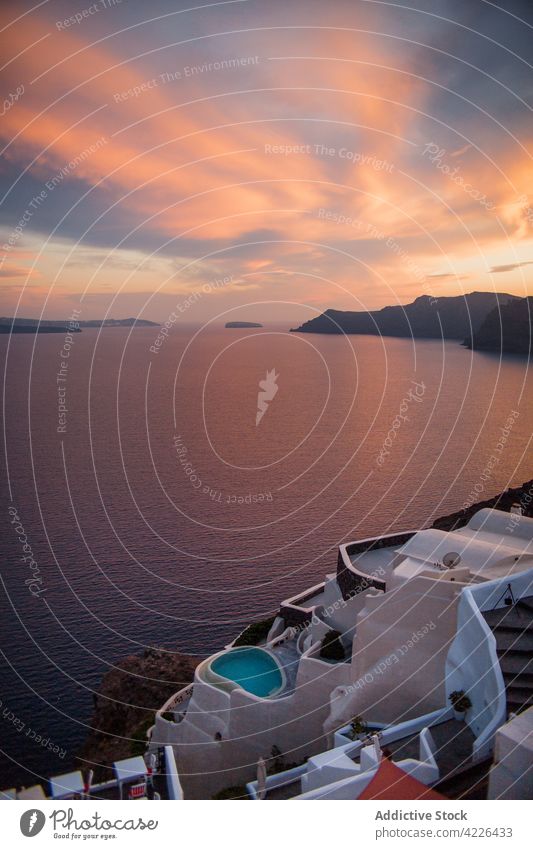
[0,0,532,323]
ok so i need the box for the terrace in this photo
[246,707,478,800]
[337,529,417,600]
[2,747,183,801]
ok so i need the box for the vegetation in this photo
[319,629,345,661]
[212,785,249,799]
[349,716,368,739]
[233,616,276,647]
[266,745,304,775]
[161,710,176,723]
[449,690,472,713]
[129,716,156,756]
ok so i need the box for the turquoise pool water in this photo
[211,648,283,697]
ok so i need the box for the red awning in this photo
[358,759,446,800]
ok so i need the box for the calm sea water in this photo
[1,325,531,786]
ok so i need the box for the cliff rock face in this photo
[431,479,533,531]
[78,647,203,780]
[464,297,532,355]
[292,292,516,338]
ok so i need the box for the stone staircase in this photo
[483,596,533,715]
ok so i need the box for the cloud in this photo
[0,263,40,279]
[427,273,469,280]
[0,0,532,319]
[488,262,533,273]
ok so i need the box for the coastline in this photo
[77,648,204,781]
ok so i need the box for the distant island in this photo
[225,321,263,328]
[0,317,159,334]
[291,292,518,340]
[463,296,532,355]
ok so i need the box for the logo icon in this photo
[256,368,279,426]
[20,809,46,837]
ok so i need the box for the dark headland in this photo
[291,292,531,354]
[0,317,159,334]
[463,296,532,355]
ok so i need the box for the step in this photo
[495,631,533,652]
[433,758,492,801]
[483,608,533,631]
[517,596,533,614]
[507,695,533,714]
[506,685,533,709]
[503,673,533,692]
[499,653,533,676]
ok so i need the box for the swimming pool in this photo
[209,647,284,698]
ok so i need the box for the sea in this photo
[0,324,531,787]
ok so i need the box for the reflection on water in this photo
[0,325,531,785]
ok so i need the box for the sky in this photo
[0,0,532,323]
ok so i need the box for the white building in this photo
[150,508,533,799]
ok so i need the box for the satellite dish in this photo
[443,551,461,569]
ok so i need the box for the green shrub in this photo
[449,690,472,713]
[161,710,176,723]
[319,629,345,661]
[129,716,156,756]
[233,616,276,647]
[349,716,367,739]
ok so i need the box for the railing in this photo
[446,587,507,761]
[280,581,326,628]
[164,746,183,800]
[456,569,533,760]
[246,764,308,800]
[340,708,449,760]
[157,683,194,718]
[268,626,299,649]
[336,530,417,600]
